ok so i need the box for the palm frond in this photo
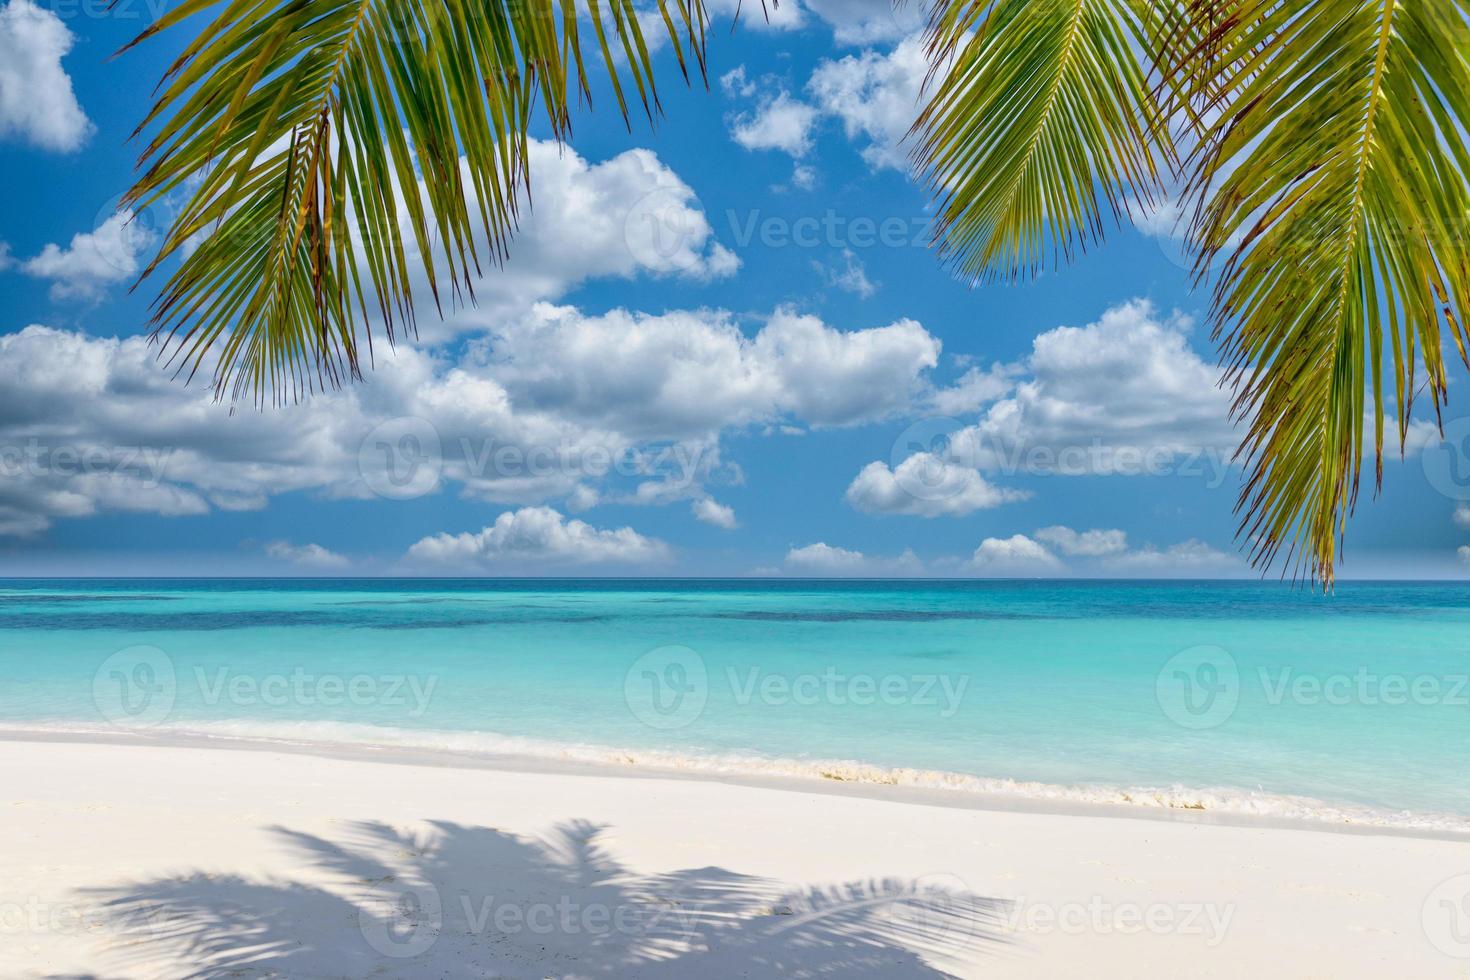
[1173,0,1470,584]
[912,0,1172,282]
[122,0,714,405]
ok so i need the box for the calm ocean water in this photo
[3,578,1469,830]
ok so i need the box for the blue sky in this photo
[0,0,1467,578]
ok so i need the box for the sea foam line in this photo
[2,718,1466,835]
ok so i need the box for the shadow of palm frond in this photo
[69,818,1011,979]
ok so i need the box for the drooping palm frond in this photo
[122,0,713,405]
[912,0,1173,282]
[1169,0,1470,584]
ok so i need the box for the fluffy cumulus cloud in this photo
[691,497,738,529]
[707,0,920,44]
[784,542,922,576]
[844,300,1234,520]
[947,300,1236,475]
[956,526,1240,577]
[967,535,1063,574]
[265,541,350,570]
[814,249,877,297]
[0,0,92,152]
[489,304,940,438]
[406,507,669,567]
[1034,525,1128,558]
[21,211,153,301]
[729,90,818,157]
[806,33,929,171]
[391,140,737,341]
[705,0,807,31]
[719,32,931,172]
[776,527,1243,579]
[845,454,1028,518]
[0,297,951,536]
[1102,539,1239,573]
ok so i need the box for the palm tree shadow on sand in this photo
[55,818,1013,978]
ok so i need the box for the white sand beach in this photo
[3,735,1467,979]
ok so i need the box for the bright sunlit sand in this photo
[3,735,1465,979]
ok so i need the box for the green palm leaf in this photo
[122,0,712,404]
[1175,0,1470,583]
[912,0,1172,281]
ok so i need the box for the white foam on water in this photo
[4,718,1466,835]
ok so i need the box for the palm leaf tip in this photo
[912,0,1171,284]
[1181,0,1470,587]
[124,0,712,406]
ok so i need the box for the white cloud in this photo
[730,90,819,158]
[706,0,807,31]
[491,304,940,437]
[0,242,13,270]
[0,301,947,535]
[967,535,1063,574]
[22,211,153,301]
[1455,504,1470,529]
[393,140,737,341]
[406,507,669,567]
[1459,545,1470,565]
[565,485,600,512]
[1133,197,1189,241]
[264,541,350,570]
[845,453,1027,518]
[807,33,929,171]
[815,249,877,297]
[1034,526,1128,557]
[947,300,1237,477]
[784,541,923,576]
[1103,539,1240,573]
[0,0,91,152]
[692,497,738,529]
[804,0,925,44]
[720,65,757,98]
[844,301,1235,522]
[927,364,1016,416]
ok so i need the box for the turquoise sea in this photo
[3,578,1469,831]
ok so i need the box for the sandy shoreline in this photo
[3,735,1468,978]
